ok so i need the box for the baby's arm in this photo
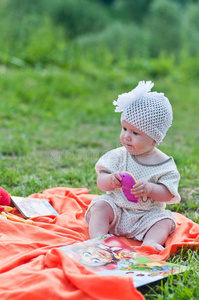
[131,180,173,202]
[97,170,122,191]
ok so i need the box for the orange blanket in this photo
[0,187,198,300]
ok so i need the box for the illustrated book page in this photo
[58,234,187,288]
[11,196,59,218]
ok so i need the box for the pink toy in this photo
[0,187,11,206]
[120,172,139,203]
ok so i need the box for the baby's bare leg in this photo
[88,201,114,239]
[142,219,173,251]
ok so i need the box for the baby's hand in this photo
[130,179,152,199]
[109,172,122,189]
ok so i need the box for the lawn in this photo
[0,64,198,299]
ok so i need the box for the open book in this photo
[58,234,186,288]
[11,196,59,218]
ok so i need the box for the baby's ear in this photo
[153,140,157,146]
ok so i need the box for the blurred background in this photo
[0,0,199,71]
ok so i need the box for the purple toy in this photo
[120,172,139,203]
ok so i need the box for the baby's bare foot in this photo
[142,241,164,252]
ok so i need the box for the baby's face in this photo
[120,120,156,156]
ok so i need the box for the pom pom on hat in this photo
[113,81,154,112]
[0,187,11,206]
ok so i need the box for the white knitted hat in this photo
[113,81,173,144]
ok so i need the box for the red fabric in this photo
[0,188,143,300]
[0,187,198,299]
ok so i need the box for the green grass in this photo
[0,64,199,299]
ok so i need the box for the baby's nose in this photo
[125,132,131,140]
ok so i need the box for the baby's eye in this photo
[123,127,127,131]
[133,131,139,135]
[83,252,92,257]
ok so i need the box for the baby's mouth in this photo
[125,143,132,148]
